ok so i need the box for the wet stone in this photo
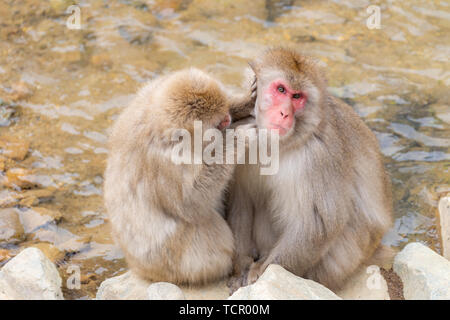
[0,208,25,244]
[90,53,113,69]
[16,188,55,207]
[49,0,76,13]
[117,25,153,45]
[9,82,33,102]
[0,248,11,263]
[2,168,37,189]
[0,136,30,161]
[0,102,18,127]
[0,190,18,208]
[183,0,267,21]
[18,207,62,234]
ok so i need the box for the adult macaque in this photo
[104,68,254,285]
[227,48,393,291]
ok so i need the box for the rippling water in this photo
[0,0,448,299]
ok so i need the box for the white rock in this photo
[229,264,341,300]
[96,271,229,300]
[439,196,450,260]
[393,242,450,300]
[181,280,229,300]
[147,282,185,300]
[0,247,63,300]
[96,272,149,300]
[337,265,390,300]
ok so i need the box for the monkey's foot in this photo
[227,273,248,294]
[246,260,267,285]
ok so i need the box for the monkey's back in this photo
[302,96,394,288]
[328,96,393,218]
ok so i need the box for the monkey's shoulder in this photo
[327,95,379,145]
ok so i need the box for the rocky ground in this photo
[1,198,450,301]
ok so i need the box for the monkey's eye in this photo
[277,85,286,93]
[293,93,302,99]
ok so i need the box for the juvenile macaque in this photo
[227,48,393,291]
[104,68,254,285]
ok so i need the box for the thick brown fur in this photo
[104,68,253,285]
[227,47,394,291]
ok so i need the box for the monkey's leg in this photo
[303,224,369,290]
[305,224,394,290]
[246,200,350,285]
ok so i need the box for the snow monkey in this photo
[227,48,393,291]
[104,68,256,285]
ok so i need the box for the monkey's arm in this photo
[229,76,257,122]
[192,163,235,200]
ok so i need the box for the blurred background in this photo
[0,0,448,299]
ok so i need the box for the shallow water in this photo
[0,0,448,299]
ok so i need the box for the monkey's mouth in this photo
[269,123,288,135]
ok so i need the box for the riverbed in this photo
[0,0,448,299]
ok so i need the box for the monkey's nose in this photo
[280,111,289,119]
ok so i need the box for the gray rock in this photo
[0,247,63,300]
[228,264,341,300]
[0,208,24,244]
[17,207,61,233]
[394,242,450,300]
[439,196,450,260]
[96,271,230,300]
[147,282,185,300]
[0,103,17,127]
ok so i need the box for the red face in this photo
[259,80,307,136]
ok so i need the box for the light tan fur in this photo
[104,68,253,285]
[227,48,393,291]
